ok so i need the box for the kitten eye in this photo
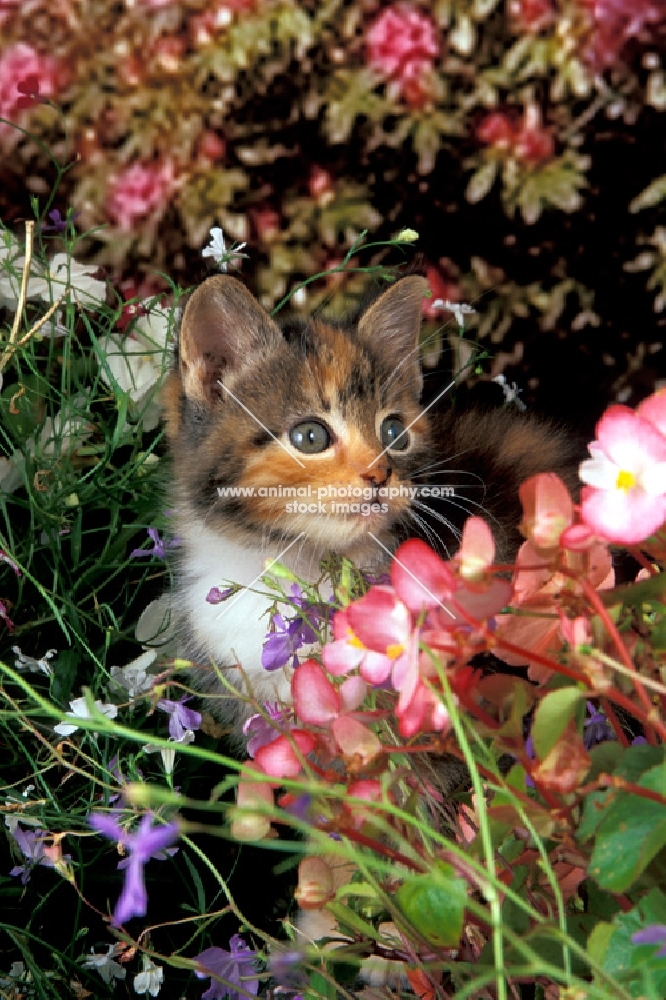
[380,415,409,451]
[289,421,331,454]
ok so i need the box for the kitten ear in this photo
[178,275,281,404]
[356,275,429,393]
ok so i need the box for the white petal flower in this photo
[13,645,57,677]
[33,400,94,457]
[83,944,127,985]
[143,729,195,775]
[0,451,25,493]
[27,253,106,307]
[97,303,173,431]
[201,226,247,272]
[134,956,164,996]
[431,298,476,328]
[54,696,118,736]
[109,648,157,699]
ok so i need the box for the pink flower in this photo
[579,394,666,545]
[580,0,665,69]
[519,473,574,552]
[0,44,61,139]
[366,5,439,107]
[107,160,175,231]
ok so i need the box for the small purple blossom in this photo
[206,586,235,605]
[88,812,179,924]
[583,701,615,750]
[194,934,259,1000]
[157,695,202,740]
[130,527,180,560]
[632,924,666,957]
[8,822,57,884]
[243,702,291,757]
[41,208,70,233]
[262,587,318,671]
[268,949,307,991]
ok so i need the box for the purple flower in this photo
[632,924,666,958]
[261,587,318,671]
[89,812,179,924]
[268,949,307,991]
[157,695,202,740]
[583,701,615,750]
[130,527,179,560]
[41,208,68,233]
[8,822,57,884]
[243,702,291,757]
[194,934,259,1000]
[206,586,235,605]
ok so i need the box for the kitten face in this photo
[164,275,431,564]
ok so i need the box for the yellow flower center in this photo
[347,629,366,650]
[616,469,636,492]
[386,643,405,660]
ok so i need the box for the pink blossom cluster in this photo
[107,160,175,231]
[477,106,555,165]
[365,4,439,108]
[580,0,666,69]
[0,43,62,141]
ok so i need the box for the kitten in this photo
[162,272,580,735]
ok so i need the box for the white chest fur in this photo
[176,521,324,717]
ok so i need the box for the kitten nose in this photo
[361,462,391,488]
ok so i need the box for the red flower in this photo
[366,5,439,107]
[477,106,554,166]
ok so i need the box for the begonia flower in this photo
[579,399,666,545]
[365,5,439,106]
[88,812,179,924]
[194,934,259,1000]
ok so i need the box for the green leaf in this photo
[466,161,498,203]
[532,687,583,760]
[394,862,467,948]
[586,921,614,966]
[630,174,666,213]
[589,761,666,892]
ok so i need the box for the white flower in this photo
[135,595,178,653]
[201,226,247,272]
[97,303,173,431]
[431,298,476,329]
[134,956,164,997]
[54,696,119,736]
[0,451,25,493]
[492,374,527,411]
[13,645,57,677]
[110,648,157,699]
[83,944,127,985]
[32,399,94,458]
[143,729,195,775]
[29,253,106,307]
